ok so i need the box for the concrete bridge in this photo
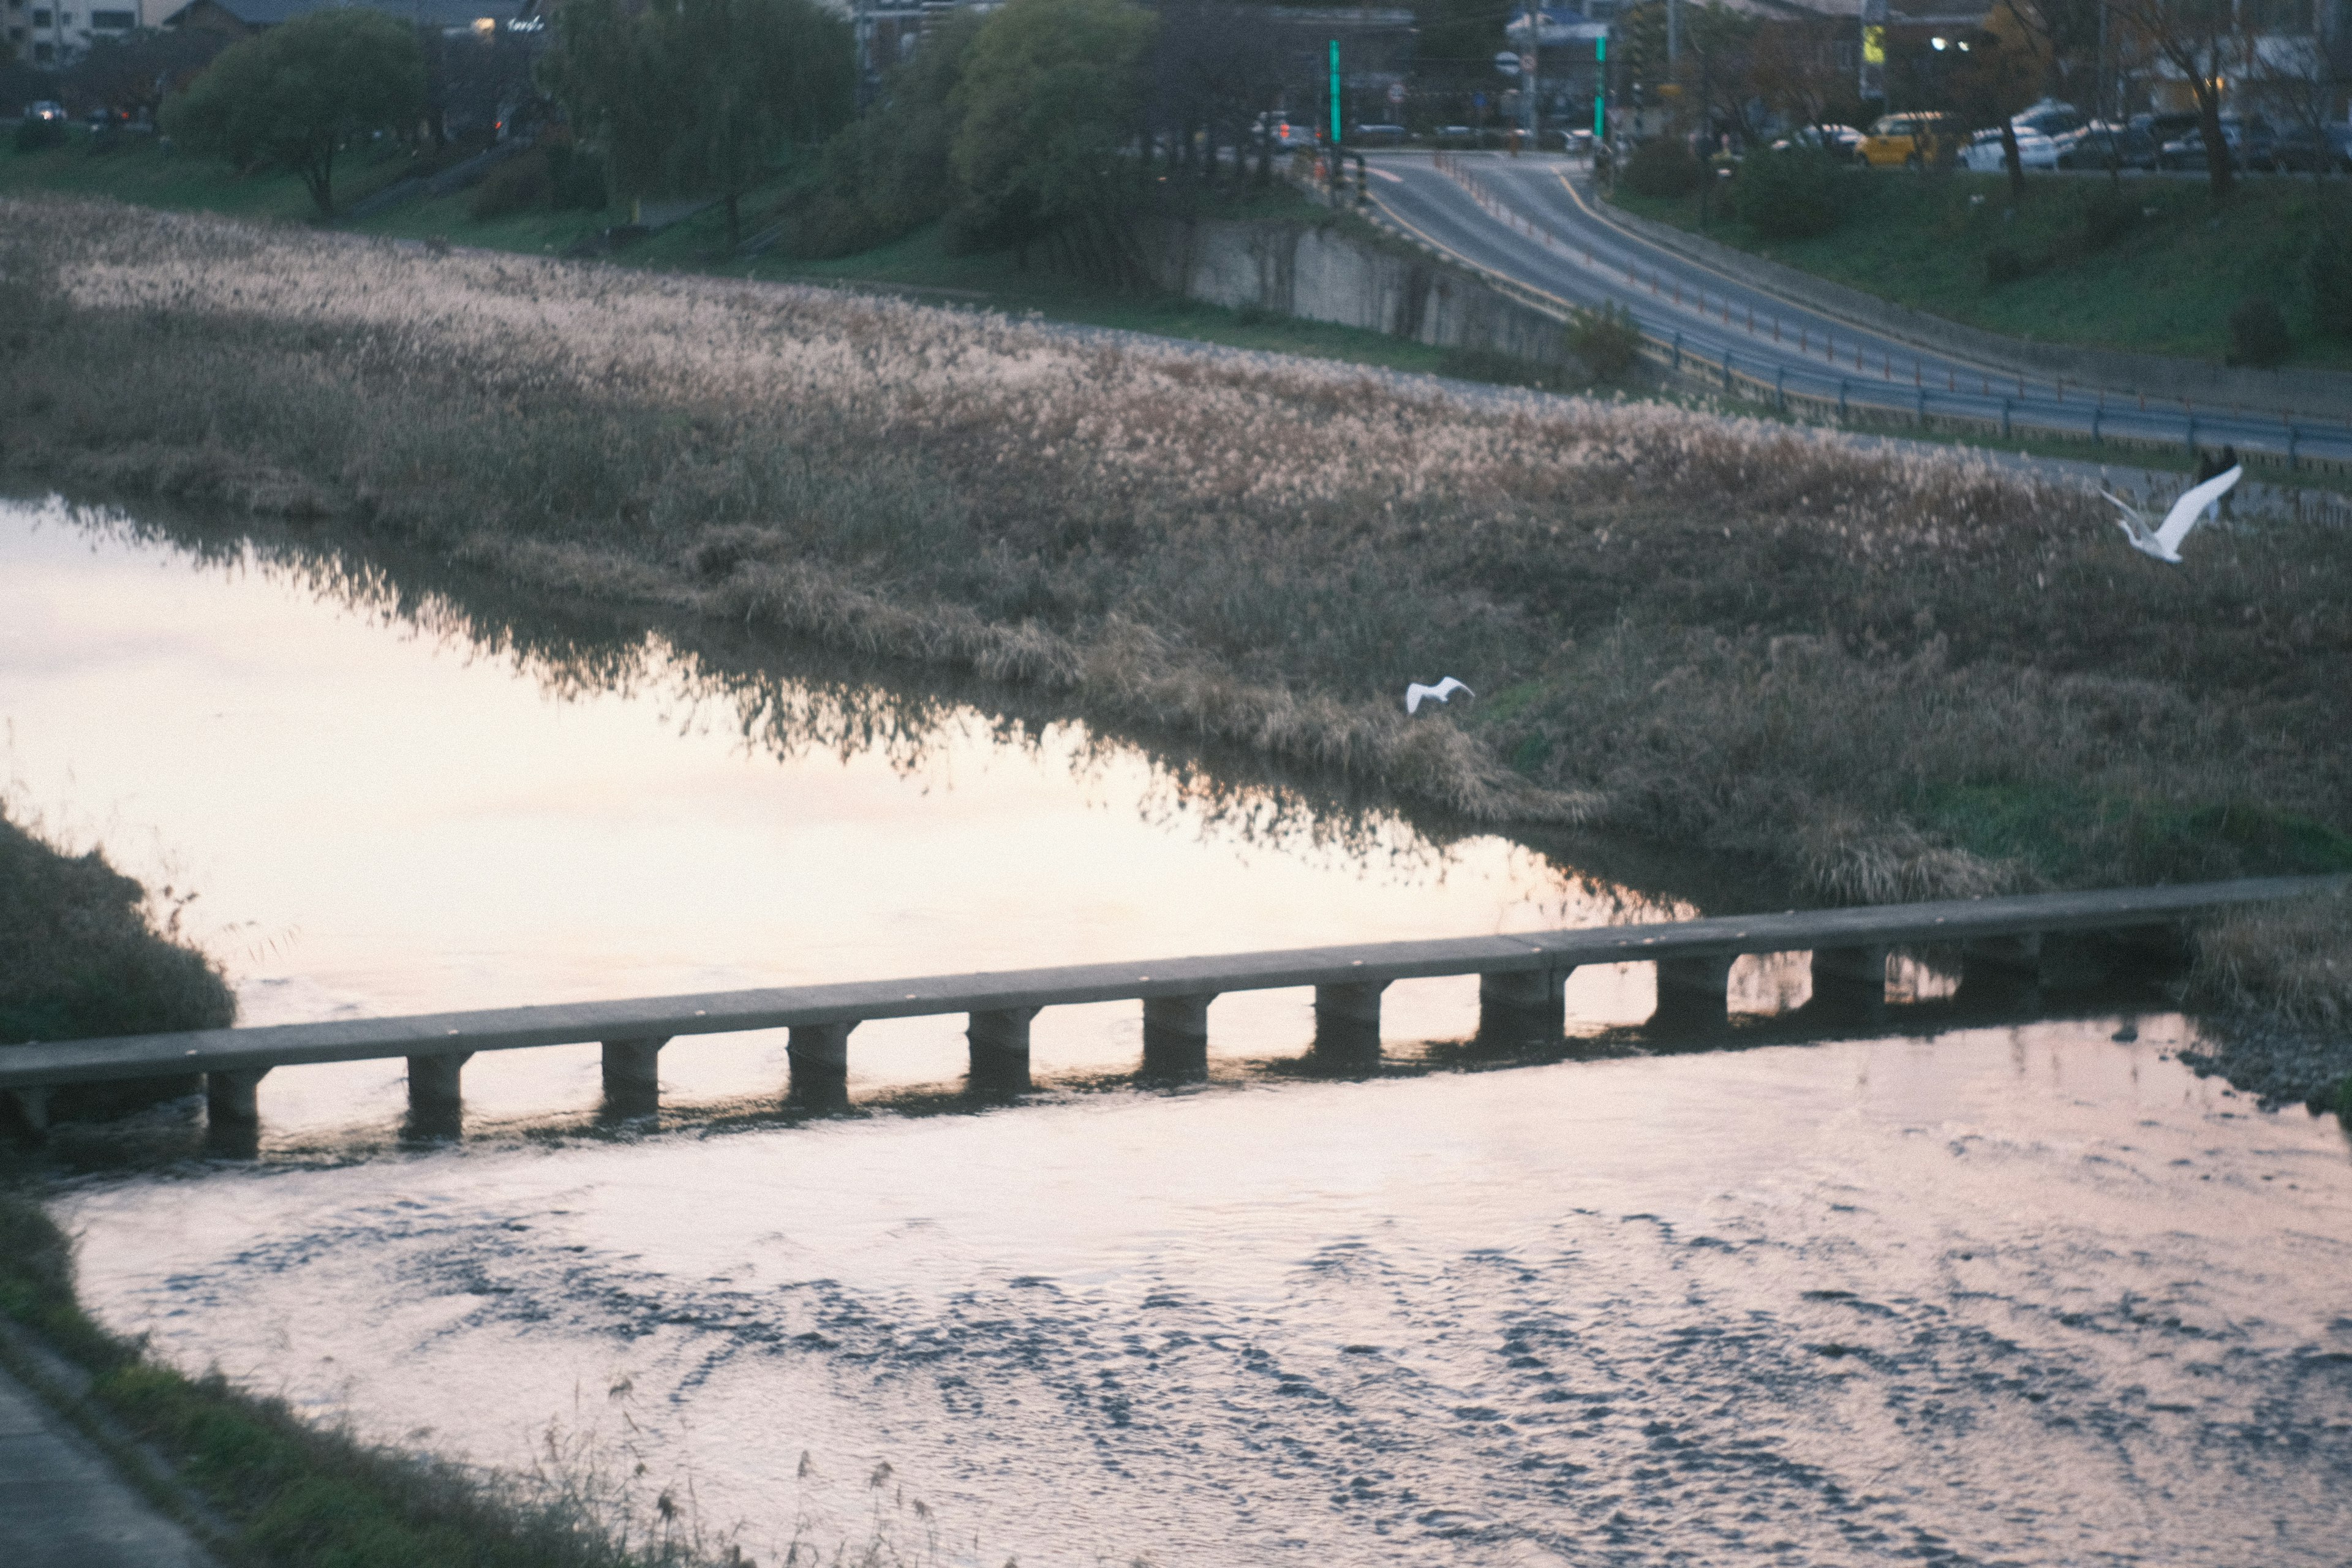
[2,876,2339,1136]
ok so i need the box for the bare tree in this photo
[2108,0,2247,197]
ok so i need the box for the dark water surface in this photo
[7,497,2350,1565]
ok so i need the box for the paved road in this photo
[0,1360,217,1568]
[1363,151,2352,466]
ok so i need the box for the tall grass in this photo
[0,804,234,1052]
[4,195,2348,923]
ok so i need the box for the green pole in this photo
[1594,36,1606,138]
[1330,40,1341,149]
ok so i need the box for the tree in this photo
[539,0,677,224]
[663,0,854,250]
[1953,6,2051,202]
[2109,0,2245,198]
[162,9,424,218]
[950,0,1156,273]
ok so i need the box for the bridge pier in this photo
[600,1036,668,1117]
[1651,954,1734,1030]
[788,1022,856,1109]
[1142,993,1215,1079]
[5,1087,50,1137]
[205,1068,268,1126]
[1809,944,1889,1017]
[967,1008,1040,1093]
[407,1052,471,1114]
[1958,933,2043,1007]
[1313,980,1389,1065]
[1477,967,1570,1039]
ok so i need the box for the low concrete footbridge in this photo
[3,876,2338,1137]
[1365,153,2352,470]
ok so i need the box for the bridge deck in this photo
[2,875,2337,1091]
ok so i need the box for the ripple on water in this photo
[59,1023,2352,1567]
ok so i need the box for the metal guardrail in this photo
[1408,156,2352,478]
[4,876,2337,1134]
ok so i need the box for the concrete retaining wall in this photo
[1594,195,2352,423]
[1140,215,1574,367]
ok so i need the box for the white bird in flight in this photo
[1404,677,1474,714]
[2101,466,2241,564]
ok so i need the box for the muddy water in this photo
[9,497,2351,1565]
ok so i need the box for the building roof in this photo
[162,0,526,28]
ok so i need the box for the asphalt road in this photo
[1363,152,2352,466]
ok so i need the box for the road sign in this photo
[1493,50,1520,75]
[1387,81,1406,105]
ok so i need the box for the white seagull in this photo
[1404,677,1475,714]
[2101,466,2241,564]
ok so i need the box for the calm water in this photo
[8,497,2349,1565]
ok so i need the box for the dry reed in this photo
[4,196,2348,929]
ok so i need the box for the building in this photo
[7,0,156,67]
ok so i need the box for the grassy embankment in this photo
[3,195,2348,1017]
[1611,167,2352,369]
[0,807,731,1566]
[0,129,1583,391]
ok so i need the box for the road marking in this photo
[1549,168,2022,385]
[1366,165,1403,183]
[1366,190,1581,314]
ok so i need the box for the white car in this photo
[1960,127,2059,173]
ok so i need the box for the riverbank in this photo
[0,808,741,1564]
[1610,169,2352,370]
[4,196,2350,1014]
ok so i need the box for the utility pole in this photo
[1523,0,1540,145]
[1668,0,1679,76]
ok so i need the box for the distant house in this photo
[8,0,162,67]
[158,0,528,37]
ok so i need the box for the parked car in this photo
[2055,121,2158,170]
[1960,126,2060,173]
[23,100,64,123]
[2160,116,2276,171]
[1771,123,1861,161]
[1858,111,1955,167]
[1352,123,1408,146]
[2011,99,2086,140]
[2270,122,2352,173]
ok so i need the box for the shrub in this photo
[2225,296,2291,367]
[1621,137,1703,198]
[13,118,66,153]
[2307,236,2352,339]
[1569,301,1645,381]
[1732,147,1842,239]
[2080,186,2138,252]
[467,147,551,220]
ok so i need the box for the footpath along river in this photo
[4,496,2349,1566]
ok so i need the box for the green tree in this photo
[663,0,854,251]
[950,0,1156,273]
[162,9,424,218]
[539,0,677,224]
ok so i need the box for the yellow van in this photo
[1858,112,1954,167]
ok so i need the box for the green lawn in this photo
[0,126,416,224]
[1611,168,2352,370]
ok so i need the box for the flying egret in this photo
[2101,466,2241,564]
[1404,677,1474,714]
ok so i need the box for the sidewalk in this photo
[0,1360,217,1568]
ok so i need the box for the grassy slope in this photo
[0,131,1494,382]
[1611,168,2352,369]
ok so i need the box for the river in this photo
[6,496,2348,1566]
